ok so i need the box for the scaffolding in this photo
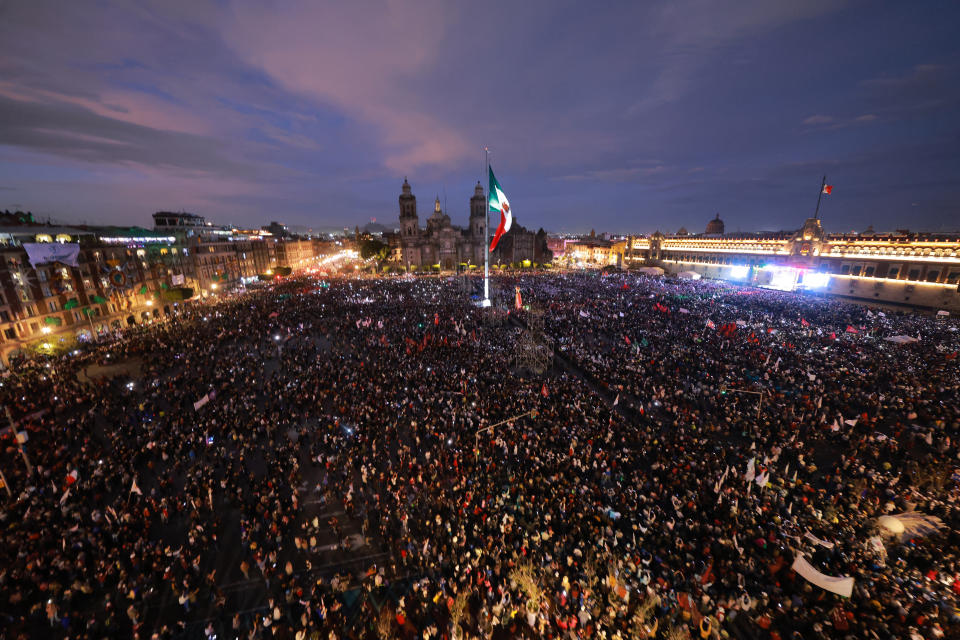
[512,307,554,376]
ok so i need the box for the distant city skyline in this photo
[1,1,958,234]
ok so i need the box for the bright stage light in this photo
[800,272,831,289]
[729,265,750,279]
[769,268,799,291]
[756,265,800,291]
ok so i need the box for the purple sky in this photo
[1,1,958,234]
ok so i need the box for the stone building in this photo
[393,179,545,270]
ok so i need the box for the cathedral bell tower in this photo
[398,178,418,238]
[470,181,486,239]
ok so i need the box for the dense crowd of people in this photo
[1,271,958,639]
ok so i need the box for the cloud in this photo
[801,113,881,131]
[803,115,835,125]
[857,63,960,117]
[557,165,670,183]
[222,0,470,172]
[626,0,843,116]
[0,93,253,176]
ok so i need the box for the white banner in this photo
[791,554,854,598]
[171,274,185,286]
[193,394,210,411]
[23,242,80,268]
[804,532,835,549]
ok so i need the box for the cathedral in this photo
[392,178,547,270]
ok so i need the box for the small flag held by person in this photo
[515,287,522,310]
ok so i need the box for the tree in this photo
[359,238,389,262]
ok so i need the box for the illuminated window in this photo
[35,234,53,243]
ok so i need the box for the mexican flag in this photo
[488,166,512,251]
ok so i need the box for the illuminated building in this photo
[624,215,960,311]
[0,210,329,367]
[392,179,548,270]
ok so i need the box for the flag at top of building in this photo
[822,184,833,195]
[488,166,512,251]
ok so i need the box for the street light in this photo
[41,326,52,334]
[146,299,154,306]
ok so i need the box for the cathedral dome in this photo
[705,214,724,235]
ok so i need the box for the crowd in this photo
[0,271,958,640]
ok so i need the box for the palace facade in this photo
[625,214,960,311]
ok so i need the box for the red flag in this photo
[830,332,836,340]
[946,352,957,360]
[624,335,631,345]
[822,185,833,195]
[846,325,859,334]
[700,558,715,585]
[515,287,522,310]
[541,383,549,398]
[800,318,809,327]
[434,313,439,326]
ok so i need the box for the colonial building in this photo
[624,214,960,312]
[0,209,330,367]
[393,179,545,270]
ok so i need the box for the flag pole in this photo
[483,147,491,307]
[813,175,826,220]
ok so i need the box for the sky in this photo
[0,1,958,235]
